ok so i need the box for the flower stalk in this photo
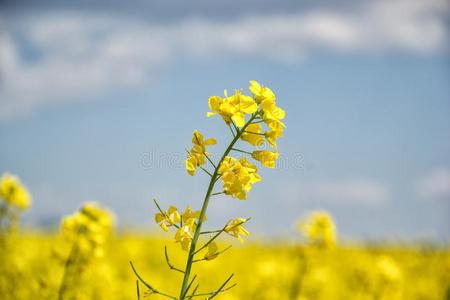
[178,113,258,299]
[133,80,285,299]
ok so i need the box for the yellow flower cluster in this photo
[248,80,285,147]
[208,80,285,148]
[207,90,258,127]
[2,233,446,300]
[0,173,31,210]
[155,204,202,251]
[61,202,114,257]
[298,211,336,249]
[190,80,286,198]
[154,202,252,252]
[185,130,217,176]
[219,157,261,200]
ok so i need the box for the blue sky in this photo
[1,0,449,240]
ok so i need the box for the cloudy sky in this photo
[1,0,449,240]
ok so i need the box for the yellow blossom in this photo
[155,206,181,231]
[192,130,217,151]
[224,218,249,243]
[207,90,257,127]
[181,205,201,223]
[241,123,264,146]
[265,121,284,147]
[61,202,114,257]
[219,157,261,200]
[249,80,276,104]
[298,211,336,249]
[185,130,216,176]
[248,80,286,128]
[252,150,279,168]
[0,173,31,210]
[175,219,195,251]
[261,99,286,128]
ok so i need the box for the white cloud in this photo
[0,16,171,121]
[284,178,389,206]
[417,168,450,200]
[0,0,448,121]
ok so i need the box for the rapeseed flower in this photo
[252,150,279,168]
[261,99,286,128]
[249,80,286,129]
[186,130,216,176]
[249,80,276,104]
[241,123,264,146]
[0,173,31,210]
[298,211,336,249]
[175,219,195,251]
[207,90,258,127]
[155,205,181,231]
[265,121,284,147]
[219,157,261,200]
[61,202,114,257]
[181,205,201,223]
[224,218,249,243]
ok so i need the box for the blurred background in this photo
[1,0,449,241]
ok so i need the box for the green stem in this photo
[231,148,253,155]
[244,131,265,136]
[130,261,177,299]
[58,244,78,300]
[136,280,141,300]
[178,113,258,299]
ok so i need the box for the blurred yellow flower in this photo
[376,255,402,284]
[252,150,279,168]
[204,241,219,261]
[298,211,336,249]
[0,173,31,210]
[224,218,249,243]
[61,202,114,257]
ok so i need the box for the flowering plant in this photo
[0,173,31,233]
[58,202,114,300]
[131,80,285,299]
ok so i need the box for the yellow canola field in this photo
[0,233,449,300]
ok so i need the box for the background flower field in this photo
[1,233,449,299]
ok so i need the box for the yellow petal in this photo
[208,96,222,111]
[204,138,217,146]
[249,80,261,95]
[231,113,245,127]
